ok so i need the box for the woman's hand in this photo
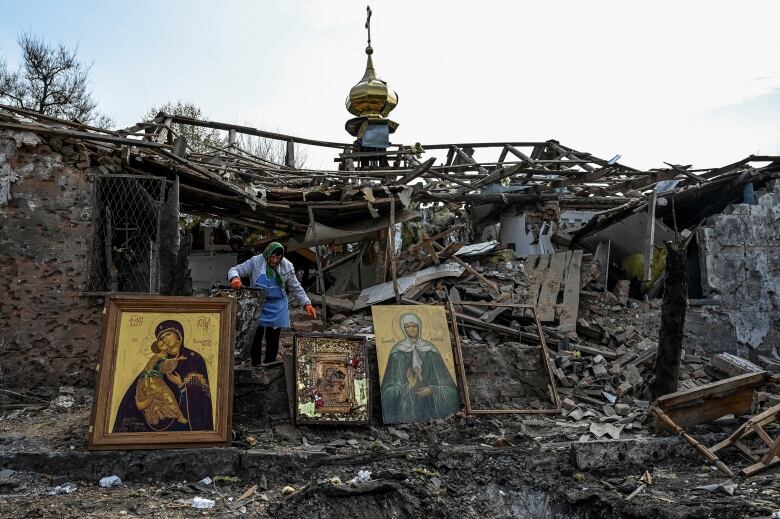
[415,387,433,397]
[305,304,317,320]
[230,277,242,290]
[166,373,184,388]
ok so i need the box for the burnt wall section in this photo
[697,180,780,363]
[0,131,103,390]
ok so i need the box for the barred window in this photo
[86,174,166,293]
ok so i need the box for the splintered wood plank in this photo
[662,387,754,429]
[655,372,768,411]
[537,252,568,322]
[421,240,440,265]
[478,293,513,322]
[526,255,548,308]
[655,372,770,431]
[559,250,583,332]
[755,425,775,449]
[762,435,780,464]
[742,456,780,477]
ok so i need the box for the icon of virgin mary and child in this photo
[380,313,460,423]
[113,320,214,432]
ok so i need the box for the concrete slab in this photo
[571,434,725,470]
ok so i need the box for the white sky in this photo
[1,0,779,170]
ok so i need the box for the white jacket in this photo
[226,255,311,307]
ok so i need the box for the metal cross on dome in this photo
[365,6,372,48]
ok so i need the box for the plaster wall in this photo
[697,180,780,361]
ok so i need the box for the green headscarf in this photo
[263,242,285,288]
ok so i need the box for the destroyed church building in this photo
[2,11,780,515]
[1,41,778,388]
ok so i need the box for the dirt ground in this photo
[1,394,779,519]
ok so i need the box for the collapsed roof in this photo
[2,103,778,244]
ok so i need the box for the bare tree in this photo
[0,33,113,128]
[144,100,306,167]
[234,133,307,169]
[144,101,223,153]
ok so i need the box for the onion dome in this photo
[345,44,398,119]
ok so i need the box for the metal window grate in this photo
[86,174,166,293]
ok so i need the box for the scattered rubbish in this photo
[99,475,122,488]
[623,471,654,502]
[199,477,213,485]
[494,436,514,447]
[281,486,296,496]
[191,497,215,509]
[651,406,735,477]
[411,467,440,478]
[51,395,75,409]
[214,475,240,483]
[238,484,258,500]
[589,423,624,440]
[49,483,77,495]
[567,408,597,421]
[348,470,371,485]
[388,427,410,441]
[693,482,738,496]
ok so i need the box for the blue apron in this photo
[254,270,290,328]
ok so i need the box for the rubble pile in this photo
[321,239,780,445]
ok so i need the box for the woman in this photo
[113,320,213,432]
[227,242,317,365]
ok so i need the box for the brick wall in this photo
[0,130,104,390]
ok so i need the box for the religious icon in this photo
[371,305,460,424]
[112,319,213,432]
[89,295,236,450]
[294,333,370,425]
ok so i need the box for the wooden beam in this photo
[307,206,327,324]
[536,252,568,322]
[548,142,595,172]
[166,114,349,149]
[389,194,401,304]
[430,241,501,298]
[396,157,436,185]
[454,146,490,176]
[643,190,658,282]
[559,250,583,332]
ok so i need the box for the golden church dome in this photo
[345,45,398,119]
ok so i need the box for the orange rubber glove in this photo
[305,304,317,320]
[230,277,242,290]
